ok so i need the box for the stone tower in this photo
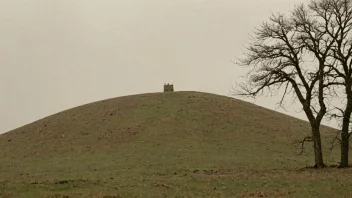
[163,83,174,92]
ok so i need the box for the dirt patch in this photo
[49,179,103,187]
[239,189,295,197]
[154,182,172,189]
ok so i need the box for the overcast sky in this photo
[3,0,338,134]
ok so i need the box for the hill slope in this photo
[0,91,345,197]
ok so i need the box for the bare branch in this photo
[331,130,342,151]
[294,136,313,155]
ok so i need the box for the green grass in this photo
[0,91,351,197]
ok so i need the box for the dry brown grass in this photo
[0,91,349,197]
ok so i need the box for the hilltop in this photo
[0,91,348,198]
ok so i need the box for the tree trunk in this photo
[312,125,325,168]
[340,85,352,168]
[340,104,352,167]
[340,124,349,168]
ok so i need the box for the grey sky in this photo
[3,0,334,134]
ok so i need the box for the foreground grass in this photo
[2,160,352,197]
[1,143,350,198]
[0,92,350,197]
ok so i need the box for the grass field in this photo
[1,91,351,197]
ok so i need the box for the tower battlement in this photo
[163,83,174,92]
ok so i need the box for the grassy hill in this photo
[0,91,351,197]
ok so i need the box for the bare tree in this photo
[312,0,352,168]
[296,0,352,168]
[234,0,349,167]
[236,0,352,168]
[235,11,328,168]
